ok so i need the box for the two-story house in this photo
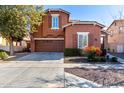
[107,20,124,53]
[30,8,105,52]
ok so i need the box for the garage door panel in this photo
[35,40,64,52]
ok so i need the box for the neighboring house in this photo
[107,20,124,53]
[0,35,28,52]
[31,8,105,52]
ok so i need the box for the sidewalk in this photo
[107,53,124,64]
[65,72,101,88]
[65,72,123,88]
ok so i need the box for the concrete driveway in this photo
[0,52,65,88]
[14,52,64,63]
[0,63,64,88]
[0,52,106,88]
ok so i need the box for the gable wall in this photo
[33,11,69,38]
[65,24,102,48]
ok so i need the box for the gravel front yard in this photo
[65,68,124,86]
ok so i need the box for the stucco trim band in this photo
[34,38,64,40]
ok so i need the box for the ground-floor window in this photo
[77,32,89,49]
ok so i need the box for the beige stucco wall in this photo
[0,36,27,52]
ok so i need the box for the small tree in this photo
[0,5,44,55]
[109,8,124,32]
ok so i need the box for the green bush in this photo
[0,52,9,59]
[87,52,96,60]
[111,57,118,62]
[81,51,87,56]
[0,49,9,55]
[100,57,106,62]
[64,48,82,56]
[88,56,106,62]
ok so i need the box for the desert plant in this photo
[84,46,102,56]
[84,46,102,61]
[0,52,9,59]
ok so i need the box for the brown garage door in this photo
[35,40,64,52]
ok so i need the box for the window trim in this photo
[77,32,89,49]
[51,14,59,30]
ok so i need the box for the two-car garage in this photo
[35,39,64,52]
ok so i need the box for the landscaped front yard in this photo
[64,46,124,87]
[64,55,124,87]
[64,46,119,64]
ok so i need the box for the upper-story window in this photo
[51,14,59,29]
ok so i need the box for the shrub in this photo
[81,50,87,56]
[111,57,118,62]
[64,48,81,56]
[84,46,102,56]
[100,57,106,62]
[90,57,100,62]
[84,46,102,61]
[87,53,95,61]
[88,56,106,62]
[0,52,9,59]
[0,49,9,55]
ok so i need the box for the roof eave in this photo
[45,8,70,15]
[106,20,115,31]
[62,22,105,29]
[101,30,110,35]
